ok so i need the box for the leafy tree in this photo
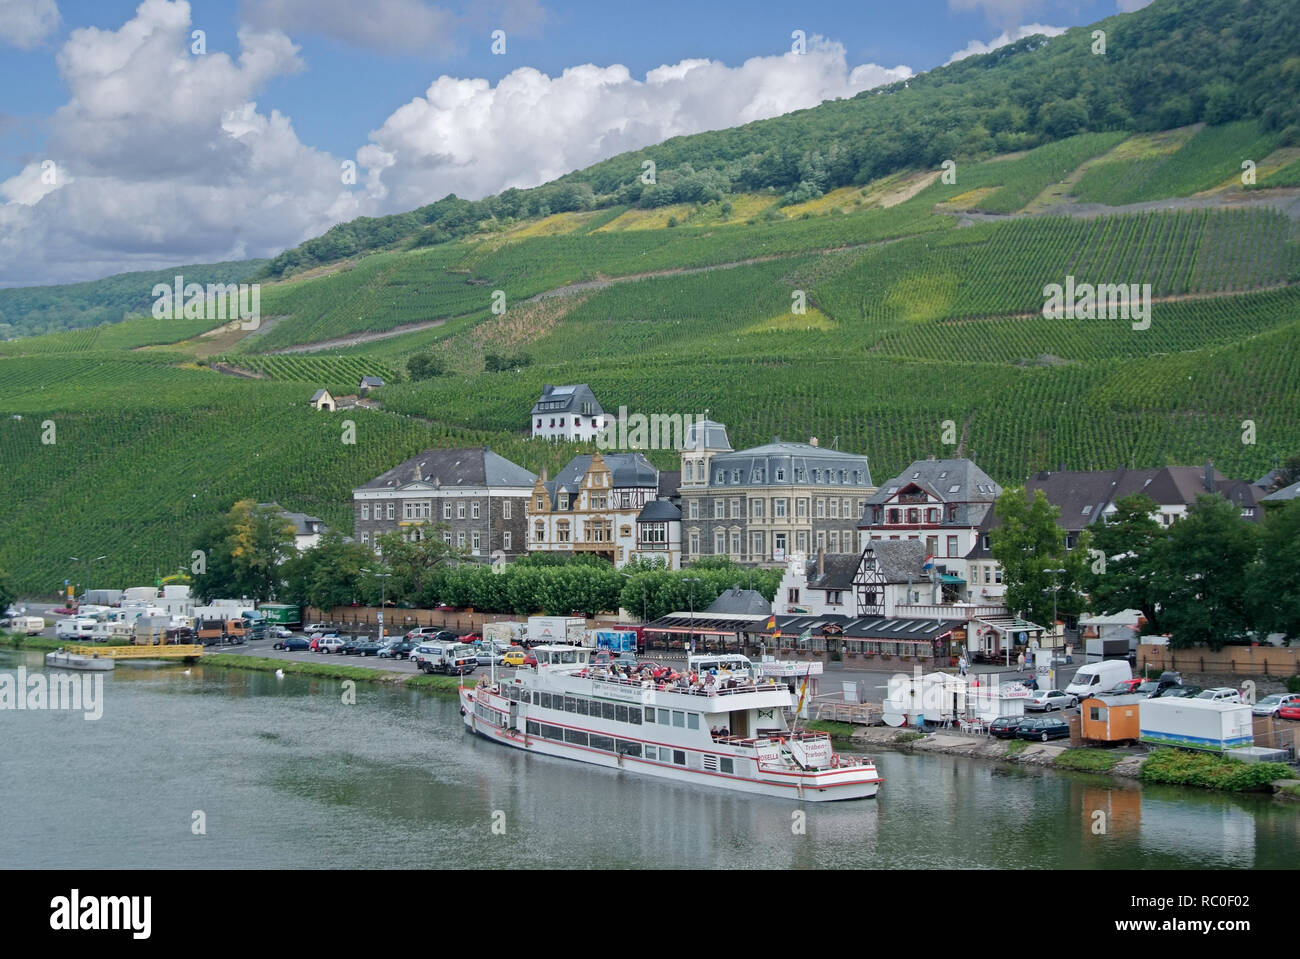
[406,354,446,380]
[1151,495,1258,650]
[281,531,375,611]
[190,500,295,602]
[0,567,15,614]
[372,529,464,604]
[991,488,1089,631]
[1246,499,1300,642]
[1085,493,1167,635]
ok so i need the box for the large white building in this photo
[531,384,607,441]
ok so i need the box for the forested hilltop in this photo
[260,0,1300,279]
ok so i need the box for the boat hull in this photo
[44,651,115,671]
[459,687,879,802]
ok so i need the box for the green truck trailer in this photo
[257,604,302,626]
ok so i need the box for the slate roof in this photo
[868,458,1000,506]
[309,389,331,402]
[657,470,681,498]
[1263,479,1300,502]
[683,419,732,452]
[704,588,773,616]
[357,447,537,490]
[707,438,872,488]
[259,502,326,536]
[805,554,860,591]
[767,614,954,642]
[532,384,603,416]
[360,376,385,388]
[862,539,928,583]
[1025,464,1258,530]
[637,499,681,523]
[544,453,658,501]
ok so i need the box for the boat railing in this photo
[581,670,785,698]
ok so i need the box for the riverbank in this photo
[806,720,1295,794]
[201,653,466,692]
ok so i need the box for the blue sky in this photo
[0,0,1147,285]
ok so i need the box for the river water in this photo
[1,647,1295,870]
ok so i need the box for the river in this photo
[1,647,1295,869]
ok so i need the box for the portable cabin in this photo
[1080,694,1144,744]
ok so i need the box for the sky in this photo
[0,0,1152,287]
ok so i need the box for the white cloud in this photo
[0,0,60,48]
[1116,0,1153,11]
[946,23,1067,65]
[0,0,362,286]
[357,39,912,211]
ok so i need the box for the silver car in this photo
[1252,693,1300,717]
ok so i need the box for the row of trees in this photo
[992,489,1300,650]
[189,504,782,620]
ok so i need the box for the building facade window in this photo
[503,500,512,520]
[361,504,369,520]
[472,502,481,520]
[503,531,512,550]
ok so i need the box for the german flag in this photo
[765,615,777,631]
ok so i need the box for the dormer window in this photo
[559,494,569,510]
[716,470,724,483]
[732,470,740,483]
[775,468,785,481]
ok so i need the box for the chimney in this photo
[414,462,423,483]
[817,547,825,577]
[810,437,819,447]
[1204,460,1214,493]
[542,384,554,396]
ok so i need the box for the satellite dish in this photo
[882,711,904,727]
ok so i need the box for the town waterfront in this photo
[2,647,1295,870]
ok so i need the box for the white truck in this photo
[1139,697,1254,752]
[526,616,587,647]
[483,621,525,645]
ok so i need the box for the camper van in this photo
[55,618,97,641]
[11,616,47,636]
[1065,660,1132,699]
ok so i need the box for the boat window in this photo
[560,650,577,664]
[673,750,686,766]
[564,729,588,746]
[687,713,700,730]
[644,707,656,723]
[720,757,734,774]
[538,693,551,709]
[542,724,563,740]
[527,721,539,736]
[564,696,577,712]
[521,690,531,704]
[627,707,642,725]
[576,698,589,715]
[615,705,629,724]
[673,711,686,728]
[602,702,616,720]
[645,746,658,761]
[590,734,615,752]
[617,740,641,758]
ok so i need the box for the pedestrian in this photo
[959,655,968,677]
[1016,650,1025,672]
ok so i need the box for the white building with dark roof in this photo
[531,384,607,441]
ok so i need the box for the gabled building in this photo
[353,447,536,559]
[531,384,607,441]
[359,376,385,396]
[858,457,1001,586]
[634,499,683,569]
[527,452,662,567]
[776,550,859,616]
[680,429,875,566]
[309,389,335,411]
[260,502,329,552]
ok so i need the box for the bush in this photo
[1285,675,1300,694]
[1139,747,1293,791]
[895,731,924,743]
[1055,748,1120,772]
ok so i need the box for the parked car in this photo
[476,647,507,667]
[1157,685,1203,698]
[1253,693,1300,717]
[1105,678,1143,696]
[523,652,538,668]
[460,632,482,645]
[351,639,384,657]
[1197,688,1242,704]
[378,641,416,659]
[301,623,327,635]
[1016,715,1071,742]
[277,636,311,651]
[1025,689,1078,712]
[988,715,1027,739]
[615,652,638,669]
[1278,700,1300,722]
[502,649,527,667]
[268,626,294,640]
[316,636,346,654]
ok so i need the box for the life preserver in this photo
[831,754,840,768]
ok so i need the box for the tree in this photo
[281,531,375,612]
[406,354,446,380]
[1246,499,1300,643]
[190,500,296,602]
[1150,495,1258,650]
[1085,493,1167,636]
[991,488,1089,631]
[0,567,15,615]
[373,530,464,605]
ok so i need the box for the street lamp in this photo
[683,576,700,657]
[360,567,392,644]
[1045,568,1067,644]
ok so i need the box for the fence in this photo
[1139,643,1300,678]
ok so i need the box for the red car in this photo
[523,652,538,668]
[1107,678,1143,695]
[1278,701,1300,721]
[460,633,482,644]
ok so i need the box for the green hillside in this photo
[2,0,1300,594]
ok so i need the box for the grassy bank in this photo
[200,652,466,692]
[5,633,134,651]
[1139,747,1292,792]
[1055,748,1121,773]
[805,720,856,739]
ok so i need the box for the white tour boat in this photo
[459,644,880,801]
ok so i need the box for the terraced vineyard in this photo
[228,355,396,384]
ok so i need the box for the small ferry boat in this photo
[44,649,115,672]
[459,645,880,801]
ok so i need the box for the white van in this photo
[1065,659,1132,699]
